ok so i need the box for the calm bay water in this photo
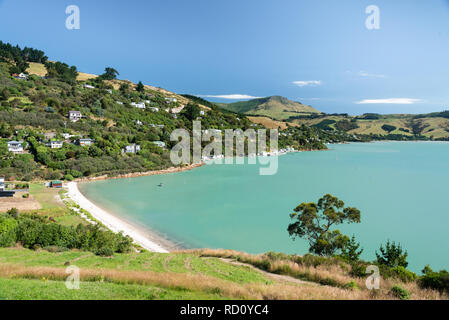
[79,142,449,272]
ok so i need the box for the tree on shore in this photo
[287,194,361,256]
[376,240,408,268]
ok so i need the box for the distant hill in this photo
[217,96,321,120]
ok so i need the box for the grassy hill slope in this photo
[290,113,449,140]
[219,96,321,120]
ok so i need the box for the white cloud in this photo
[198,94,261,100]
[355,98,422,105]
[292,80,322,87]
[358,71,387,78]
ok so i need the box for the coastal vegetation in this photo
[285,194,449,299]
[0,41,359,182]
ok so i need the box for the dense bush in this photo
[390,285,411,300]
[0,212,133,255]
[419,265,449,293]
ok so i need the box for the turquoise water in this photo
[79,142,449,272]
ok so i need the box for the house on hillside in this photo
[165,97,177,104]
[83,84,95,89]
[7,141,24,154]
[149,107,159,112]
[200,110,205,116]
[131,102,146,109]
[62,133,76,140]
[78,138,94,147]
[44,132,57,140]
[68,111,82,122]
[152,141,166,149]
[12,73,28,80]
[47,141,63,149]
[123,144,141,154]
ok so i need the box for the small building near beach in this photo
[50,180,63,188]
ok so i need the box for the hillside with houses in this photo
[0,41,359,182]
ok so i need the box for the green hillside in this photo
[289,112,449,140]
[218,96,321,120]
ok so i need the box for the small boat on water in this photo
[158,183,163,187]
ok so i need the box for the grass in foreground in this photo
[0,247,447,300]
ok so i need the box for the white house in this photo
[62,133,75,140]
[8,141,24,154]
[48,141,63,149]
[165,97,177,103]
[131,102,146,109]
[135,120,143,126]
[78,138,94,147]
[149,107,159,112]
[83,84,95,89]
[152,141,166,149]
[68,111,82,122]
[0,177,5,191]
[200,110,205,116]
[123,144,141,154]
[116,101,124,105]
[12,73,28,80]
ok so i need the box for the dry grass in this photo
[182,249,449,300]
[0,263,369,300]
[26,62,97,81]
[248,117,300,130]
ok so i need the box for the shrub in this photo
[22,193,29,198]
[64,174,74,181]
[96,247,114,257]
[344,281,359,291]
[390,266,417,283]
[419,265,449,293]
[390,285,411,300]
[0,216,18,247]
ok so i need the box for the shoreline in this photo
[66,181,172,253]
[74,163,205,183]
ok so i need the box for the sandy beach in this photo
[66,182,169,253]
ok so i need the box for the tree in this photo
[136,81,144,92]
[376,240,408,268]
[287,194,361,256]
[181,103,201,121]
[340,235,363,262]
[381,124,397,133]
[101,67,119,80]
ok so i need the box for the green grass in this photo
[0,248,270,285]
[0,278,224,300]
[27,183,85,226]
[0,248,272,300]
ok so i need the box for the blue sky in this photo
[1,0,449,114]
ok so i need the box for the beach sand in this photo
[66,182,169,253]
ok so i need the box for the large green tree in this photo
[101,67,119,80]
[288,194,361,256]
